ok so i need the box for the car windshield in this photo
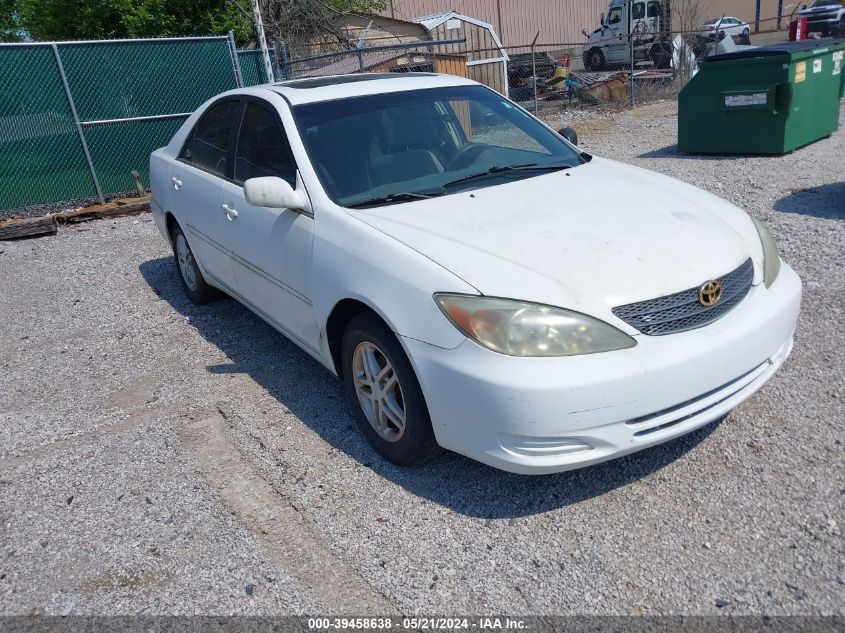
[292,85,585,208]
[811,0,838,6]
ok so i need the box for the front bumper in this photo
[404,262,801,474]
[804,15,842,32]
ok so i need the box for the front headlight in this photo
[433,294,636,357]
[751,217,781,288]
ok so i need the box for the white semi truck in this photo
[583,0,674,70]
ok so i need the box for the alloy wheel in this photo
[176,233,198,292]
[352,341,406,442]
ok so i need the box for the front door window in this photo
[233,102,297,186]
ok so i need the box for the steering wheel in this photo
[445,143,491,171]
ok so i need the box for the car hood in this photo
[350,157,763,332]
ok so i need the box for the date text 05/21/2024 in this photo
[307,618,528,630]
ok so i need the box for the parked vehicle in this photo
[797,0,845,36]
[150,73,801,475]
[698,17,751,43]
[583,0,673,70]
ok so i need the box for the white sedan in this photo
[699,16,751,39]
[150,73,801,475]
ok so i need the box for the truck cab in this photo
[584,0,671,70]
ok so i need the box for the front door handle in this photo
[222,203,238,221]
[171,176,182,191]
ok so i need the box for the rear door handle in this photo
[171,176,182,191]
[222,203,238,221]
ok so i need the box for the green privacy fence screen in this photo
[238,49,270,86]
[0,35,245,213]
[0,45,94,210]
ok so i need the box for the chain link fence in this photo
[274,9,797,117]
[279,40,459,80]
[237,48,272,86]
[0,45,93,213]
[498,11,799,114]
[275,37,696,117]
[0,35,242,215]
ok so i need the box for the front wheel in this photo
[585,48,606,71]
[342,313,440,466]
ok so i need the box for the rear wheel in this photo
[171,223,219,304]
[342,312,439,466]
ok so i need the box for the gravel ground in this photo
[0,103,842,616]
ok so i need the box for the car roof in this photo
[264,72,478,106]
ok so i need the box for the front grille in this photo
[612,258,753,336]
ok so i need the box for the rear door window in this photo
[180,100,240,177]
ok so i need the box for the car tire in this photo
[170,223,220,304]
[741,28,751,44]
[342,312,440,467]
[558,127,579,145]
[586,48,605,71]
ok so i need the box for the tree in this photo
[10,0,384,45]
[12,0,251,42]
[1,0,20,41]
[261,0,387,50]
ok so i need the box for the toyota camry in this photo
[149,73,801,474]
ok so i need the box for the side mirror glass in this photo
[244,176,305,210]
[481,111,506,127]
[558,127,579,146]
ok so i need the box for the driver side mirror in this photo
[244,176,305,210]
[558,127,579,146]
[600,12,606,26]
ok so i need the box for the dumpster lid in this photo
[704,38,845,62]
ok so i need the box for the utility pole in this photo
[531,31,539,114]
[250,0,275,82]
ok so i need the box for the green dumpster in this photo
[679,38,845,154]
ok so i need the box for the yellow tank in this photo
[548,65,570,89]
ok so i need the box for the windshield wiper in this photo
[442,163,572,188]
[345,191,444,209]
